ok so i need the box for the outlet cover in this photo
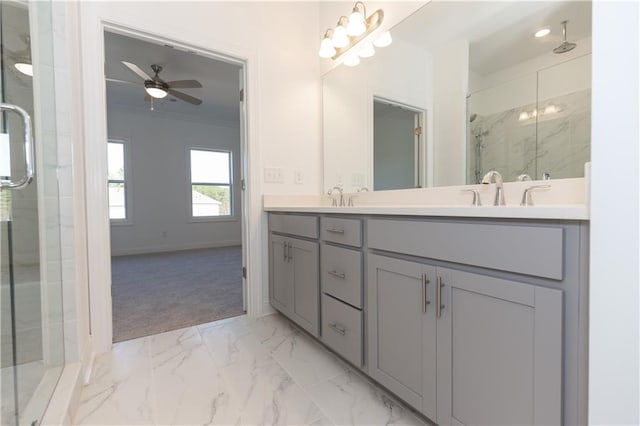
[294,170,304,184]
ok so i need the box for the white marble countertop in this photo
[263,204,589,220]
[263,177,590,220]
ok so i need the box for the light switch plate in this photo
[264,168,284,183]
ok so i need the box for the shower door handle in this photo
[0,103,34,190]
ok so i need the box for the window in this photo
[107,141,128,221]
[190,149,232,218]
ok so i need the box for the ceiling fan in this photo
[107,61,203,105]
[6,35,33,77]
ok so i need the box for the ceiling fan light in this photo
[319,37,337,58]
[373,30,392,47]
[145,86,168,99]
[14,62,33,77]
[332,25,349,48]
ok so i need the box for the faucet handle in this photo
[520,185,550,206]
[462,189,481,206]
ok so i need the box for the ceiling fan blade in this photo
[167,79,202,89]
[121,61,152,81]
[168,89,202,105]
[106,77,140,87]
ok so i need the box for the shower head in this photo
[469,113,478,123]
[553,20,576,54]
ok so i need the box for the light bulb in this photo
[534,28,551,38]
[373,30,392,48]
[518,111,529,121]
[319,37,336,58]
[332,25,349,48]
[145,87,168,99]
[358,40,375,58]
[14,62,33,77]
[343,53,360,67]
[347,10,366,36]
[543,104,559,114]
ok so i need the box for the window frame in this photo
[107,138,133,225]
[188,147,235,222]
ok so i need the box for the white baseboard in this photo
[111,240,242,257]
[262,300,275,316]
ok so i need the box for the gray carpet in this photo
[111,246,244,342]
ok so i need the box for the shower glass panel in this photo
[1,1,64,425]
[466,54,592,183]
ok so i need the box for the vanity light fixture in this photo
[518,104,562,121]
[318,2,391,65]
[534,28,551,38]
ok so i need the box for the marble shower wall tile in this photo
[468,89,591,182]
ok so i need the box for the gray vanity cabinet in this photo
[268,214,320,336]
[367,254,437,420]
[436,267,562,426]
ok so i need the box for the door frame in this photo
[80,19,263,354]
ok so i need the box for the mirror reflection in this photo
[322,1,592,193]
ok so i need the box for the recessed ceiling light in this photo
[534,28,551,38]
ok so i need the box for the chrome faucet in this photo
[481,170,505,206]
[327,186,344,207]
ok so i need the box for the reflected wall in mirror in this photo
[322,1,592,193]
[373,98,425,190]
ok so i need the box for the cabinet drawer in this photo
[321,244,363,308]
[321,217,362,247]
[368,219,564,280]
[269,214,318,239]
[322,294,363,367]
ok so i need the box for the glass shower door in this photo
[1,1,65,425]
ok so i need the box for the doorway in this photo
[103,29,248,342]
[373,97,426,190]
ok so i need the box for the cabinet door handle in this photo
[436,276,445,318]
[287,243,292,262]
[326,228,345,234]
[422,274,431,313]
[283,242,287,261]
[328,322,346,335]
[328,270,346,279]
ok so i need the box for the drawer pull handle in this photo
[326,228,345,234]
[422,274,431,313]
[328,322,346,335]
[437,276,445,318]
[328,270,346,279]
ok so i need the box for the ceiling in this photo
[393,1,592,76]
[104,31,241,122]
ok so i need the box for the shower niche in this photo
[467,52,592,183]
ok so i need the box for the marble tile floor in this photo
[73,313,429,426]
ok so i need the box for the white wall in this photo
[107,105,242,256]
[433,38,469,186]
[589,1,639,424]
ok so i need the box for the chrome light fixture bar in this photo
[318,2,391,66]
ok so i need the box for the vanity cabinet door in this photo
[270,234,320,336]
[289,237,320,336]
[269,234,291,314]
[436,267,562,426]
[367,254,437,419]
